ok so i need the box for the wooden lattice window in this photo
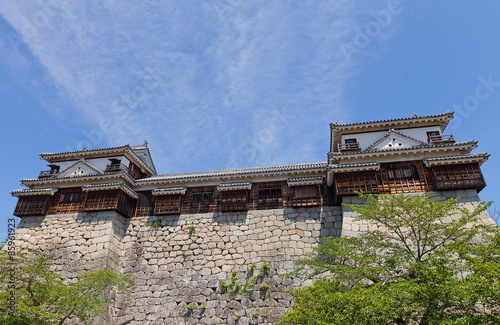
[387,165,419,180]
[84,190,136,218]
[135,191,154,217]
[84,190,119,212]
[432,163,486,191]
[291,185,320,207]
[192,191,214,202]
[258,187,282,198]
[256,186,283,209]
[221,190,249,212]
[334,172,379,196]
[189,191,214,213]
[154,195,182,215]
[47,188,85,214]
[14,196,51,217]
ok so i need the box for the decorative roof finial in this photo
[334,120,339,125]
[82,146,87,151]
[143,139,148,147]
[412,112,419,117]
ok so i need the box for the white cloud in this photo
[0,0,396,174]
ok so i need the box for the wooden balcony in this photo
[428,134,455,144]
[338,142,361,152]
[105,163,129,173]
[39,169,59,178]
[105,164,142,179]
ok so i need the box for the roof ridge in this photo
[331,111,453,128]
[138,161,328,182]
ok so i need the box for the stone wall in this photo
[12,206,343,324]
[10,189,495,324]
[341,189,495,237]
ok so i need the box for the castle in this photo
[10,112,494,324]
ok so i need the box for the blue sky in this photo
[1,1,500,238]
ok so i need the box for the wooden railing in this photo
[338,142,361,151]
[428,134,455,144]
[105,164,142,179]
[105,163,129,173]
[38,169,59,178]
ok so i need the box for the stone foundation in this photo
[10,189,495,324]
[12,206,342,324]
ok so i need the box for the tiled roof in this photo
[10,188,58,197]
[424,152,489,162]
[82,181,138,199]
[217,181,252,188]
[217,182,253,191]
[287,176,324,186]
[39,144,157,176]
[138,162,327,183]
[40,145,129,158]
[331,111,453,128]
[152,186,188,195]
[329,162,379,169]
[20,171,133,185]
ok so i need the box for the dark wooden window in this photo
[258,187,282,198]
[345,138,357,144]
[128,163,144,180]
[334,172,379,196]
[47,188,85,214]
[109,158,121,165]
[291,185,321,207]
[426,131,440,142]
[387,165,419,180]
[221,190,249,212]
[84,190,136,218]
[135,191,154,217]
[189,191,214,213]
[256,186,283,209]
[154,195,182,215]
[60,191,83,203]
[14,196,51,217]
[432,163,486,191]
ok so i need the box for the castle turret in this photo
[327,111,488,205]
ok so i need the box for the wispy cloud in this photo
[0,0,396,174]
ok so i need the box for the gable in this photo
[57,159,104,178]
[366,130,427,151]
[131,146,156,173]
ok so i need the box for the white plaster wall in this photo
[341,126,442,150]
[51,156,130,173]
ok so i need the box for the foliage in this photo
[185,303,194,311]
[489,206,500,225]
[188,225,195,236]
[148,220,162,229]
[259,284,269,291]
[0,249,133,325]
[280,192,500,325]
[218,264,271,298]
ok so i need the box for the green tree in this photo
[0,249,133,325]
[280,192,500,325]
